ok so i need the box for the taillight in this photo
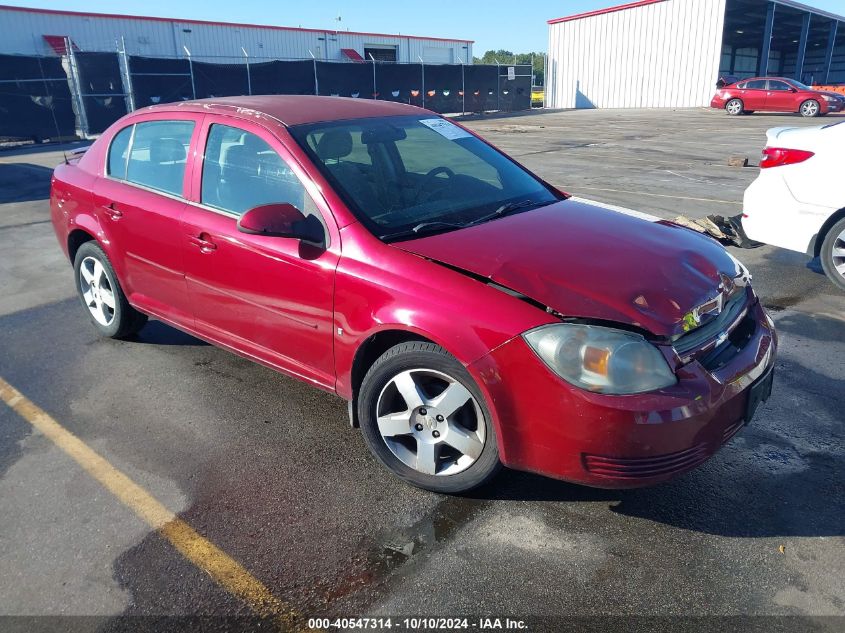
[760,147,815,169]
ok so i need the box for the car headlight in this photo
[822,95,837,103]
[523,324,677,395]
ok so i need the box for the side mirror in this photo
[237,203,324,244]
[790,87,798,93]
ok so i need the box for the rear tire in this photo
[820,217,845,292]
[800,99,820,118]
[73,241,148,338]
[726,98,744,115]
[357,341,501,494]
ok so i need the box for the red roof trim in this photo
[341,48,365,62]
[548,0,668,24]
[0,4,474,43]
[43,35,78,54]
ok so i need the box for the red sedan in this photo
[50,96,776,493]
[711,77,845,117]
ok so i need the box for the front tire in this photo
[357,342,501,494]
[800,99,820,118]
[726,98,744,115]
[73,241,147,338]
[820,217,845,292]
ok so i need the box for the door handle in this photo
[189,234,218,253]
[102,202,123,220]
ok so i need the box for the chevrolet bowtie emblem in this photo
[682,274,735,332]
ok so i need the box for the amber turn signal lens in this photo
[583,346,610,375]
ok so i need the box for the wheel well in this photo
[813,208,845,257]
[67,229,95,263]
[347,330,435,427]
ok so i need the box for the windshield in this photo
[790,80,813,91]
[289,115,560,240]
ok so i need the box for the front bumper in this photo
[824,100,843,113]
[470,300,777,488]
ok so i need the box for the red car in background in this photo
[711,77,845,117]
[50,96,777,493]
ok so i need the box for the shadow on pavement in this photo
[0,163,54,203]
[128,320,209,347]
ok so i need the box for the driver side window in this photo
[201,124,316,218]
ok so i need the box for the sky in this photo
[7,0,845,55]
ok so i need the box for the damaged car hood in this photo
[393,199,745,338]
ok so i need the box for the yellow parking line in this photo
[0,375,304,631]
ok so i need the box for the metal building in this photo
[547,0,845,109]
[0,4,473,64]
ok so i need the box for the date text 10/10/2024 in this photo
[307,617,529,630]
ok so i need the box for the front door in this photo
[92,116,201,324]
[182,119,339,388]
[765,79,798,112]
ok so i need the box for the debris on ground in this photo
[672,214,764,249]
[727,155,750,167]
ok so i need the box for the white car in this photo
[743,121,845,291]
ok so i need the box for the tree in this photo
[472,50,545,86]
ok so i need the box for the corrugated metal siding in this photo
[0,7,472,63]
[548,0,727,109]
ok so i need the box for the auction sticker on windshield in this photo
[420,118,472,140]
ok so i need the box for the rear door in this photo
[92,114,202,324]
[182,118,339,388]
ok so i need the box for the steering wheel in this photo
[415,166,455,204]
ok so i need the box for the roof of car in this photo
[741,77,795,83]
[146,95,427,127]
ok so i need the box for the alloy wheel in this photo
[832,228,845,280]
[801,101,819,117]
[726,100,743,115]
[375,368,486,476]
[79,256,116,326]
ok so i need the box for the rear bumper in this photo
[710,97,727,109]
[470,301,777,488]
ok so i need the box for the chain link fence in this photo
[0,41,532,141]
[0,53,76,142]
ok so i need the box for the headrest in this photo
[223,144,259,176]
[150,137,186,163]
[315,130,353,161]
[240,133,268,153]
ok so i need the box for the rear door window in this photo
[107,125,133,180]
[125,120,195,196]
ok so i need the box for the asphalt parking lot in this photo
[0,107,843,632]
